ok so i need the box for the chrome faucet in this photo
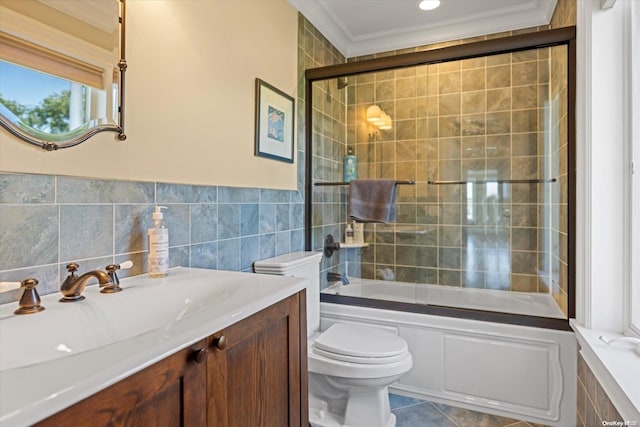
[59,263,114,302]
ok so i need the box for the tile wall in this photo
[346,46,555,291]
[576,351,624,426]
[299,16,349,285]
[0,173,305,304]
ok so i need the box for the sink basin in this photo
[0,268,235,370]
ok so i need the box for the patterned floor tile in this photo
[389,394,546,427]
[431,402,522,427]
[390,393,427,410]
[394,402,457,427]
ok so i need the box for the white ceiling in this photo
[289,0,558,58]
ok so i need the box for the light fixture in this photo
[366,105,392,129]
[378,113,393,130]
[366,105,382,123]
[418,0,440,11]
[366,105,392,141]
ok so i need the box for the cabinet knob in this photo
[192,347,207,364]
[213,335,227,350]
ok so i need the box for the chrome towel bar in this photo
[427,178,557,185]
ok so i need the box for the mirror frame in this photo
[0,0,127,151]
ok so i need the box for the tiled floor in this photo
[390,394,548,427]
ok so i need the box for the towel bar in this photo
[315,180,415,186]
[427,178,556,185]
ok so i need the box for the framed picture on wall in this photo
[254,78,295,163]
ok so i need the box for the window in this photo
[630,0,640,336]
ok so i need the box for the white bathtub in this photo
[322,278,566,319]
[319,281,577,427]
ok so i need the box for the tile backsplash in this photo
[0,172,305,304]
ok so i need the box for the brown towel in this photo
[348,179,397,223]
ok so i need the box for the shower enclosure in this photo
[305,27,575,329]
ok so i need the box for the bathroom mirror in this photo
[0,0,127,150]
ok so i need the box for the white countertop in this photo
[0,267,307,427]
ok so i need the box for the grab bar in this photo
[315,180,415,186]
[427,178,556,185]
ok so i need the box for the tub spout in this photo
[60,263,114,302]
[327,272,349,285]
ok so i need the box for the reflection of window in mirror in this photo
[0,60,111,135]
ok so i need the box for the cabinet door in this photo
[36,339,208,427]
[207,291,307,427]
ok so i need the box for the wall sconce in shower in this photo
[378,113,392,130]
[367,104,392,140]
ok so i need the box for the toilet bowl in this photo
[307,323,412,427]
[254,252,413,427]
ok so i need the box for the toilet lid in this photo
[313,323,408,361]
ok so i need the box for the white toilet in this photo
[254,251,413,427]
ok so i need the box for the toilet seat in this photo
[313,323,408,364]
[308,324,413,379]
[312,347,409,364]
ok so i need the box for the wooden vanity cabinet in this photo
[36,291,307,427]
[35,338,209,427]
[207,291,308,427]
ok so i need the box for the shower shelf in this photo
[428,178,557,185]
[339,242,369,249]
[315,180,415,186]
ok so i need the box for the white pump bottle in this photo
[148,206,169,277]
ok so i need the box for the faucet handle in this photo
[118,260,133,270]
[102,260,132,293]
[14,278,45,315]
[66,263,79,275]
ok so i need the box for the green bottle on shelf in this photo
[343,147,357,182]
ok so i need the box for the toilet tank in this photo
[253,251,323,337]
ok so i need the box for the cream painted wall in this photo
[0,0,299,190]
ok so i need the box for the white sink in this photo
[0,266,308,427]
[0,268,248,370]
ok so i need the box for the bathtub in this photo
[319,279,576,427]
[322,278,566,319]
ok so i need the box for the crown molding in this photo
[291,0,558,58]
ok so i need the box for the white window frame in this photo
[573,0,640,421]
[629,0,640,337]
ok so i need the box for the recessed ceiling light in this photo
[418,0,441,11]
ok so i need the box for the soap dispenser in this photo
[148,206,169,277]
[345,223,354,245]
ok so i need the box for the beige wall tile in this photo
[438,71,462,94]
[487,64,511,88]
[487,87,512,112]
[462,91,486,114]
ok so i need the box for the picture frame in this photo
[254,78,295,163]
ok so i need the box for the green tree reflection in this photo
[0,90,70,133]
